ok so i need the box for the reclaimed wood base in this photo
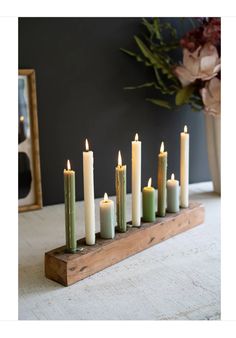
[45,201,204,286]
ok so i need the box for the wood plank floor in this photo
[19,182,220,320]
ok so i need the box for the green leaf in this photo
[124,82,161,90]
[175,85,195,106]
[134,36,174,79]
[134,36,157,65]
[120,48,137,57]
[154,68,167,91]
[146,98,172,109]
[152,42,179,52]
[142,18,154,36]
[120,48,146,63]
[124,81,176,95]
[153,18,161,40]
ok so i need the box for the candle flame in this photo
[85,138,89,151]
[160,141,164,153]
[85,139,89,151]
[67,159,71,170]
[171,173,175,180]
[135,133,139,141]
[184,125,188,133]
[104,192,108,202]
[118,150,122,166]
[20,115,24,122]
[148,177,152,187]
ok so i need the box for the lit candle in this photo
[167,173,180,213]
[132,133,141,226]
[157,141,168,217]
[115,151,127,232]
[64,160,77,253]
[100,193,115,239]
[142,177,155,222]
[180,125,189,208]
[83,139,95,245]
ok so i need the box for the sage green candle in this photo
[142,177,155,222]
[100,193,115,239]
[64,160,77,253]
[116,151,127,232]
[157,142,168,217]
[167,173,180,213]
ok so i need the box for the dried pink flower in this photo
[174,43,221,87]
[201,77,221,116]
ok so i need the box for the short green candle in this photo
[100,193,115,239]
[116,151,127,232]
[167,173,180,213]
[142,177,156,222]
[64,160,77,253]
[157,142,168,217]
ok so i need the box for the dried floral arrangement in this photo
[121,18,221,116]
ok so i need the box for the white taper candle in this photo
[132,133,141,226]
[83,139,95,245]
[180,126,189,208]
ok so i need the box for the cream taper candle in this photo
[180,125,189,208]
[157,141,167,217]
[132,133,141,226]
[83,139,95,245]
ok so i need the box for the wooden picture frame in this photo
[18,69,42,212]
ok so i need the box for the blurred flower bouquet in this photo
[122,18,221,116]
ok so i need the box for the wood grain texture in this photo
[45,201,204,286]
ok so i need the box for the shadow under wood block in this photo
[45,201,205,286]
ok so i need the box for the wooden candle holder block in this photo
[45,201,204,286]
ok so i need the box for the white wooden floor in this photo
[19,182,220,320]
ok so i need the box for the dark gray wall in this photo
[19,18,210,206]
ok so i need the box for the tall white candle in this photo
[83,139,95,245]
[132,133,141,226]
[180,125,189,208]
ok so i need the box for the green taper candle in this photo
[157,142,168,217]
[116,151,127,232]
[167,173,180,213]
[142,177,156,222]
[64,160,77,253]
[100,193,115,239]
